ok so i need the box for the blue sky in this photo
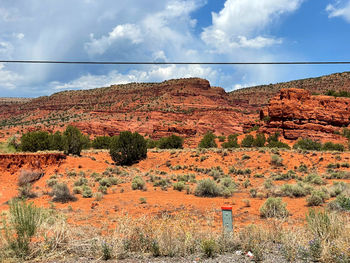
[1,0,350,97]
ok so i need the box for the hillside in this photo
[229,71,350,105]
[0,78,258,143]
[2,72,350,143]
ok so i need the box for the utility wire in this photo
[1,60,350,65]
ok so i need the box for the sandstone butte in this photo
[1,73,350,145]
[261,88,350,142]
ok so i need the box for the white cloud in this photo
[0,0,307,96]
[202,0,303,51]
[0,64,23,90]
[326,1,350,22]
[85,24,143,55]
[15,33,24,40]
[85,0,204,57]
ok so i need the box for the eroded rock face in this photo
[264,88,350,140]
[0,153,66,174]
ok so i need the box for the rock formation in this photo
[263,88,350,141]
[0,78,258,140]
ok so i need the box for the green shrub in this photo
[209,167,223,180]
[328,194,350,211]
[260,197,289,218]
[157,134,184,149]
[253,133,266,147]
[52,183,77,203]
[307,190,328,206]
[92,136,112,149]
[63,125,87,156]
[250,188,257,198]
[322,142,344,152]
[293,138,322,151]
[146,138,158,149]
[272,170,295,180]
[139,197,147,204]
[304,174,324,185]
[220,177,237,197]
[100,241,112,260]
[198,132,217,148]
[72,186,82,194]
[264,179,274,189]
[298,164,308,173]
[49,131,65,151]
[74,178,88,187]
[325,90,350,98]
[267,140,290,149]
[194,179,221,197]
[241,135,254,147]
[99,178,111,187]
[98,185,108,194]
[243,179,251,188]
[108,177,119,185]
[227,134,239,141]
[221,137,239,148]
[20,131,50,152]
[7,135,20,151]
[201,239,217,258]
[267,132,280,143]
[82,186,93,198]
[18,183,37,199]
[3,200,42,257]
[280,183,308,197]
[153,178,170,188]
[46,178,58,187]
[109,131,147,165]
[131,176,146,190]
[173,182,185,191]
[306,209,337,241]
[271,154,283,166]
[218,136,226,142]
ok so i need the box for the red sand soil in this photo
[1,149,350,231]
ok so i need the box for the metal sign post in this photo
[221,206,233,232]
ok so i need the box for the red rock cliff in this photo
[264,88,350,140]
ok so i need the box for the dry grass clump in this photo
[18,169,44,186]
[1,203,350,262]
[52,183,77,203]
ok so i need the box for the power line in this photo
[1,60,350,65]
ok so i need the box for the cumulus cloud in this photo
[85,0,204,57]
[202,0,303,51]
[0,0,306,96]
[85,24,143,55]
[326,1,350,22]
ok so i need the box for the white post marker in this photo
[221,206,233,232]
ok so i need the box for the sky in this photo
[1,0,350,97]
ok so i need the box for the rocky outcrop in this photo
[152,125,197,139]
[0,153,66,174]
[0,78,258,140]
[264,88,350,140]
[229,71,350,106]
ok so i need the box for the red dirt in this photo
[1,149,349,230]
